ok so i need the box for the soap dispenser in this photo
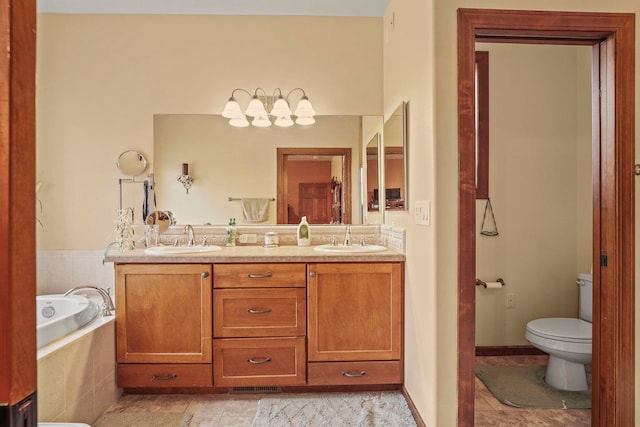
[297,216,310,247]
[226,218,237,247]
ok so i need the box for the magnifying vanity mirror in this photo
[116,150,148,177]
[382,102,408,211]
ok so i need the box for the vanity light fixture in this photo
[222,88,316,128]
[177,163,194,194]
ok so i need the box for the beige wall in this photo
[475,43,592,346]
[36,14,382,249]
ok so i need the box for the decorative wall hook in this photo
[177,163,194,194]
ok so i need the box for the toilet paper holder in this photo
[476,278,505,288]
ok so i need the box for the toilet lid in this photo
[527,318,591,342]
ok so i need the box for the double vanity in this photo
[106,242,405,392]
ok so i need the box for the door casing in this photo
[457,9,635,426]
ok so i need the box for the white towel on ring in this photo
[240,198,270,223]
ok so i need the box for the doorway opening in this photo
[457,9,635,426]
[276,147,352,224]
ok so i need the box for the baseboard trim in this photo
[475,345,546,357]
[401,386,427,427]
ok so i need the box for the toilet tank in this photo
[578,273,592,322]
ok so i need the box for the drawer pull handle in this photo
[247,308,273,314]
[248,273,273,279]
[341,371,367,378]
[151,374,177,381]
[247,357,272,364]
[201,272,209,278]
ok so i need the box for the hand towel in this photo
[240,198,270,223]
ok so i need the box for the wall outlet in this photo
[506,293,516,309]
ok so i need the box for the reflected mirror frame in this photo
[382,101,409,212]
[365,132,382,215]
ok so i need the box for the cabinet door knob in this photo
[309,272,316,278]
[247,357,272,364]
[201,272,209,278]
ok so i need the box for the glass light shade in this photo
[270,97,292,117]
[222,99,244,119]
[274,116,294,127]
[245,97,268,117]
[252,116,272,127]
[294,97,316,117]
[295,116,315,125]
[229,117,250,127]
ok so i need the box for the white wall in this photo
[36,14,382,249]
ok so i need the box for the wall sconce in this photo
[222,87,316,128]
[177,163,194,194]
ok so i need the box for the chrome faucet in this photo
[184,224,196,246]
[343,225,352,246]
[64,286,115,316]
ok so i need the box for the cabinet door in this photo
[116,264,212,363]
[307,263,402,361]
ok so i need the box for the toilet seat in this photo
[526,318,591,343]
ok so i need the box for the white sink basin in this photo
[144,245,222,255]
[313,244,388,254]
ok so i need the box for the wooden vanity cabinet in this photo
[213,263,307,386]
[307,262,403,385]
[115,263,213,388]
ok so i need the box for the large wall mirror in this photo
[153,114,380,225]
[383,102,408,211]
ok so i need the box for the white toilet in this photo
[525,273,592,391]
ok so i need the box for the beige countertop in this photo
[104,245,405,264]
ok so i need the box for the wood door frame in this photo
[276,147,352,224]
[0,0,37,415]
[457,9,635,426]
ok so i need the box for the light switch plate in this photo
[415,200,431,226]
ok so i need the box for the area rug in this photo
[94,411,193,427]
[251,392,417,427]
[475,364,592,409]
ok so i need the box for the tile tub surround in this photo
[37,316,121,424]
[36,250,115,297]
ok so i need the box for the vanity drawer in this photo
[307,361,402,386]
[213,337,306,386]
[214,288,306,338]
[213,263,306,288]
[117,363,212,388]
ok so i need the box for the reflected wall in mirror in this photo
[154,114,368,225]
[276,148,351,224]
[383,102,408,211]
[366,133,381,212]
[117,150,148,177]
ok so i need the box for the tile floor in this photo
[102,356,592,427]
[475,355,591,426]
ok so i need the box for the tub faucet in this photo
[184,224,196,246]
[343,225,352,246]
[64,286,115,316]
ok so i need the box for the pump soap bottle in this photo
[297,216,310,247]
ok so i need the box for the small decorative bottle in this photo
[226,218,237,247]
